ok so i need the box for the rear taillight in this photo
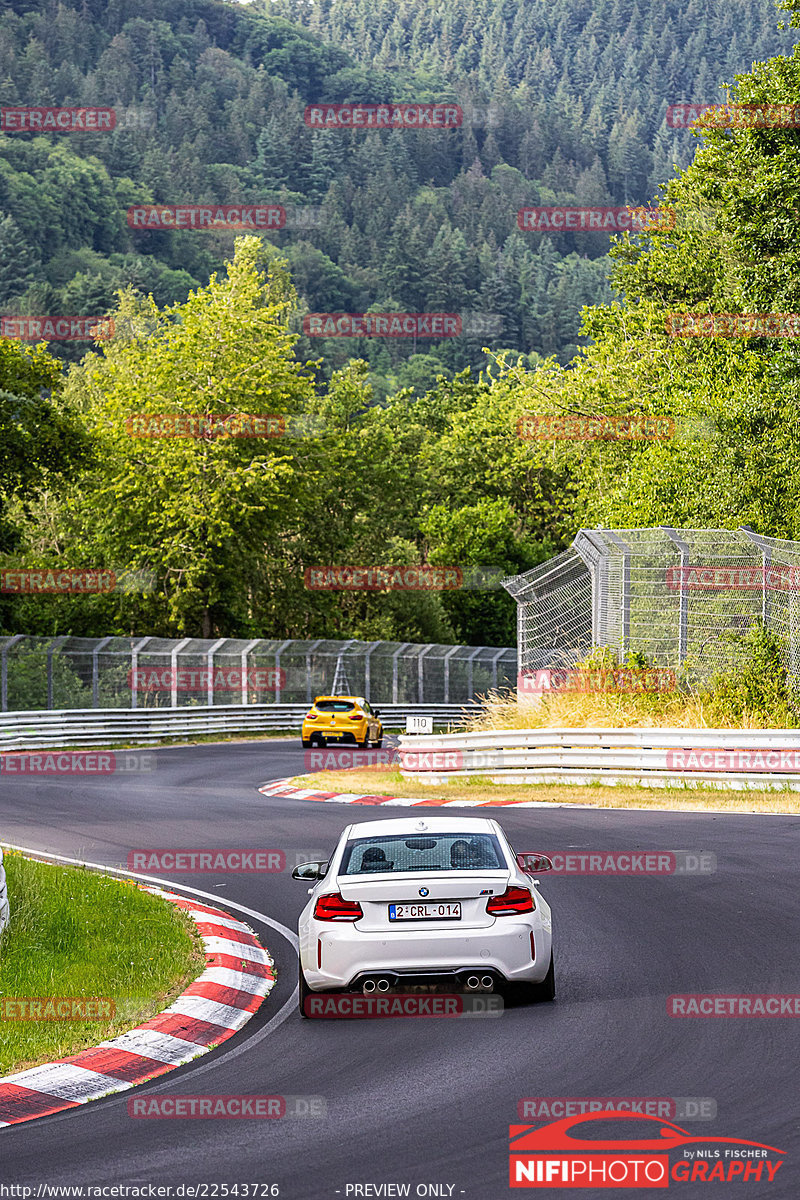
[487,886,535,915]
[348,713,363,720]
[313,893,363,921]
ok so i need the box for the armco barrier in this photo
[398,727,800,791]
[0,703,476,751]
[0,848,8,932]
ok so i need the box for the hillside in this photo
[0,0,796,392]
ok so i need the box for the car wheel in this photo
[505,952,555,1006]
[301,738,312,748]
[371,738,383,749]
[299,961,312,1018]
[529,952,555,1002]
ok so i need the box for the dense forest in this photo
[2,0,800,646]
[0,0,795,390]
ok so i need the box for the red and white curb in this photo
[258,777,574,808]
[0,887,275,1128]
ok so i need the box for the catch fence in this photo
[0,636,515,712]
[503,526,800,684]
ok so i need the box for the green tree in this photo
[62,237,316,636]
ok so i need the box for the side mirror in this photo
[516,852,553,874]
[291,861,328,881]
[373,708,381,717]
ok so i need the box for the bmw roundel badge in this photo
[419,887,429,897]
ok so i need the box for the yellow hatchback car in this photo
[301,695,383,749]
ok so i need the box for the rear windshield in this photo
[340,833,506,875]
[314,700,356,712]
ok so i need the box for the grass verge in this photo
[0,853,204,1075]
[288,766,800,815]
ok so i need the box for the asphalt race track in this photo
[0,739,798,1198]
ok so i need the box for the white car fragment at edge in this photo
[292,814,554,1014]
[0,847,8,932]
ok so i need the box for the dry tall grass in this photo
[462,689,786,731]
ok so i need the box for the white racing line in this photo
[0,840,299,1111]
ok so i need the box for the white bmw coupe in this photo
[293,814,554,1013]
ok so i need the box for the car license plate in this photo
[388,902,461,921]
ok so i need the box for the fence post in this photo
[739,526,771,628]
[662,527,690,665]
[392,643,411,703]
[603,530,632,655]
[206,638,226,707]
[443,645,460,703]
[92,636,113,708]
[1,635,23,712]
[170,638,191,708]
[364,641,381,701]
[465,646,482,700]
[130,636,152,709]
[490,646,506,690]
[272,639,292,704]
[46,636,68,710]
[241,639,261,705]
[417,644,434,704]
[305,639,323,704]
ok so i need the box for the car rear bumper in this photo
[302,728,366,744]
[301,918,552,990]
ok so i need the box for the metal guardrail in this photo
[0,848,8,933]
[0,703,477,750]
[397,727,800,791]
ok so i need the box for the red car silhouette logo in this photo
[510,1110,784,1155]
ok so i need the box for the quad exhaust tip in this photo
[362,977,392,994]
[466,974,495,992]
